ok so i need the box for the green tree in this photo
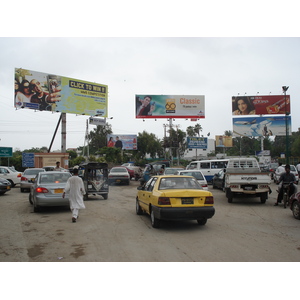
[136,131,162,159]
[87,123,113,155]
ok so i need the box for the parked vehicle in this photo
[29,171,72,212]
[265,162,279,179]
[274,164,299,184]
[175,170,208,190]
[136,175,215,228]
[0,166,22,187]
[212,169,225,190]
[78,162,109,200]
[43,166,68,172]
[224,158,271,204]
[121,162,142,179]
[0,177,11,195]
[20,168,46,192]
[289,192,300,220]
[164,167,184,175]
[123,166,135,179]
[186,159,228,184]
[108,167,130,185]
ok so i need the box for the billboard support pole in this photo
[61,113,66,153]
[48,114,62,153]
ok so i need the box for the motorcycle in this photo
[282,182,294,209]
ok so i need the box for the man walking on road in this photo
[63,168,86,222]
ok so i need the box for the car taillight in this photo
[230,185,239,188]
[36,187,49,193]
[21,176,27,181]
[158,197,171,205]
[205,196,214,204]
[202,184,208,188]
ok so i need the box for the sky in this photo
[1,2,300,153]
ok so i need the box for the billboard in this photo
[232,95,290,115]
[187,137,207,149]
[14,68,108,116]
[232,116,291,137]
[0,147,13,157]
[107,134,137,150]
[215,135,233,147]
[135,95,205,119]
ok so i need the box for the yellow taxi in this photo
[136,175,215,228]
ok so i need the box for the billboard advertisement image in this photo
[232,95,290,116]
[107,134,137,150]
[215,135,233,147]
[187,137,207,149]
[15,68,108,116]
[232,116,291,137]
[135,95,205,119]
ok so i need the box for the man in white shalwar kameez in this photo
[63,168,86,223]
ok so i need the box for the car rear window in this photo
[40,173,71,183]
[25,169,44,175]
[111,168,127,172]
[159,177,201,190]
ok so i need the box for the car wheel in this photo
[29,193,33,205]
[150,209,160,228]
[292,202,300,220]
[260,192,267,204]
[8,179,15,188]
[102,194,108,200]
[226,189,233,203]
[197,218,207,225]
[136,198,143,215]
[33,202,40,212]
[212,181,217,189]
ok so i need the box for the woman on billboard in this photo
[233,97,256,115]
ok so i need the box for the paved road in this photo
[0,181,299,262]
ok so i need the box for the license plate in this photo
[116,180,121,183]
[30,178,35,182]
[54,189,64,193]
[182,198,194,204]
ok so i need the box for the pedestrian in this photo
[62,168,86,222]
[296,161,300,177]
[54,161,62,171]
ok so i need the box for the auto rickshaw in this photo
[78,162,109,200]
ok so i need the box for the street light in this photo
[282,86,289,164]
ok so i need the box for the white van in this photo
[186,159,228,183]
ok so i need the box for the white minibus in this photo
[186,159,228,183]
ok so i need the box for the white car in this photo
[274,164,299,184]
[20,168,46,192]
[108,167,130,185]
[0,166,22,187]
[175,170,208,190]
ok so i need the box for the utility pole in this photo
[282,86,289,164]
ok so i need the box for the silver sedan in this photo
[20,168,46,192]
[29,171,72,212]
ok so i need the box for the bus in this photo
[186,159,228,184]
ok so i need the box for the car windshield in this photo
[25,169,44,175]
[40,173,71,184]
[159,177,202,190]
[111,168,127,173]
